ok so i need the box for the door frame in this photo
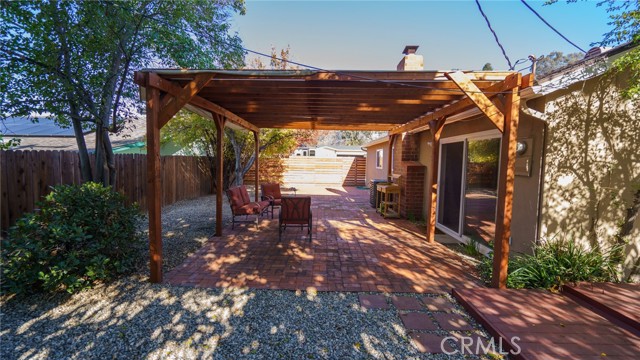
[436,129,501,241]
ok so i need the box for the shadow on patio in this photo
[165,187,481,294]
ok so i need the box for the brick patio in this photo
[165,186,480,293]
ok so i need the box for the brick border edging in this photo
[562,284,640,336]
[451,288,528,360]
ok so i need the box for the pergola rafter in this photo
[134,69,528,288]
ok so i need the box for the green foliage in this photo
[1,0,246,184]
[535,51,583,78]
[162,110,306,187]
[1,183,144,295]
[463,238,482,257]
[467,138,500,164]
[482,62,494,71]
[0,135,21,150]
[547,1,639,96]
[479,237,622,290]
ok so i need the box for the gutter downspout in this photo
[519,93,548,245]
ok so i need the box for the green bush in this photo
[479,237,622,290]
[1,182,144,295]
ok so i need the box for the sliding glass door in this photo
[437,132,500,245]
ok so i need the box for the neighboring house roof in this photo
[320,145,365,152]
[361,136,389,149]
[526,42,638,97]
[2,116,147,152]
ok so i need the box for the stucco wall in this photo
[365,142,388,184]
[539,72,640,280]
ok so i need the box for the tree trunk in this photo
[71,115,92,183]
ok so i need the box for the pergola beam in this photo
[389,73,520,135]
[158,73,214,128]
[445,71,504,133]
[141,72,259,133]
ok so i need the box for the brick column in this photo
[399,161,425,219]
[391,133,425,219]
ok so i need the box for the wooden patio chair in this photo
[279,196,312,242]
[260,183,282,219]
[226,185,270,229]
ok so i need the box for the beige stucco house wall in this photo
[535,69,640,281]
[362,139,389,184]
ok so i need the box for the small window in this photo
[303,150,308,156]
[376,149,383,169]
[309,150,316,156]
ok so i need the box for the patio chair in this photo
[226,185,270,229]
[260,183,282,219]
[279,196,312,242]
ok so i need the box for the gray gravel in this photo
[1,194,496,360]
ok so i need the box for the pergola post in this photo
[426,117,446,243]
[215,115,225,237]
[145,83,163,283]
[492,84,521,289]
[253,130,260,201]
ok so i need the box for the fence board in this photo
[244,156,366,187]
[1,150,213,232]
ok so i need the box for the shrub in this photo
[1,182,144,295]
[479,237,622,290]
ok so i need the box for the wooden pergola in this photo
[134,69,531,289]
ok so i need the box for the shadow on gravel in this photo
[1,280,428,359]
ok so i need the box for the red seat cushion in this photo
[261,183,282,200]
[227,187,246,212]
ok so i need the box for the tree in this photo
[535,51,583,77]
[162,111,310,188]
[1,0,245,186]
[482,62,494,70]
[546,0,639,96]
[162,46,315,188]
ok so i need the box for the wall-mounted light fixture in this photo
[516,140,528,156]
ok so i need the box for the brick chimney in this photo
[397,45,423,71]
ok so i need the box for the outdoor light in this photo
[516,141,528,155]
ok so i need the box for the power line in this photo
[113,2,522,95]
[475,0,514,70]
[520,0,587,53]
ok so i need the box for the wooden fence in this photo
[1,150,212,231]
[245,157,366,187]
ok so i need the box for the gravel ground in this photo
[1,195,499,360]
[147,194,232,274]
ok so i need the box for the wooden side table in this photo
[377,184,400,218]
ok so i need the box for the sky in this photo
[231,0,619,71]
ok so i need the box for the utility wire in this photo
[520,0,586,53]
[475,0,514,70]
[115,2,522,95]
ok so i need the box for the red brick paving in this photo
[165,187,479,293]
[358,294,389,309]
[453,287,640,360]
[410,333,454,353]
[400,312,437,330]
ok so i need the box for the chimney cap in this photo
[402,45,419,55]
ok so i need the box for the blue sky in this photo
[231,0,618,71]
